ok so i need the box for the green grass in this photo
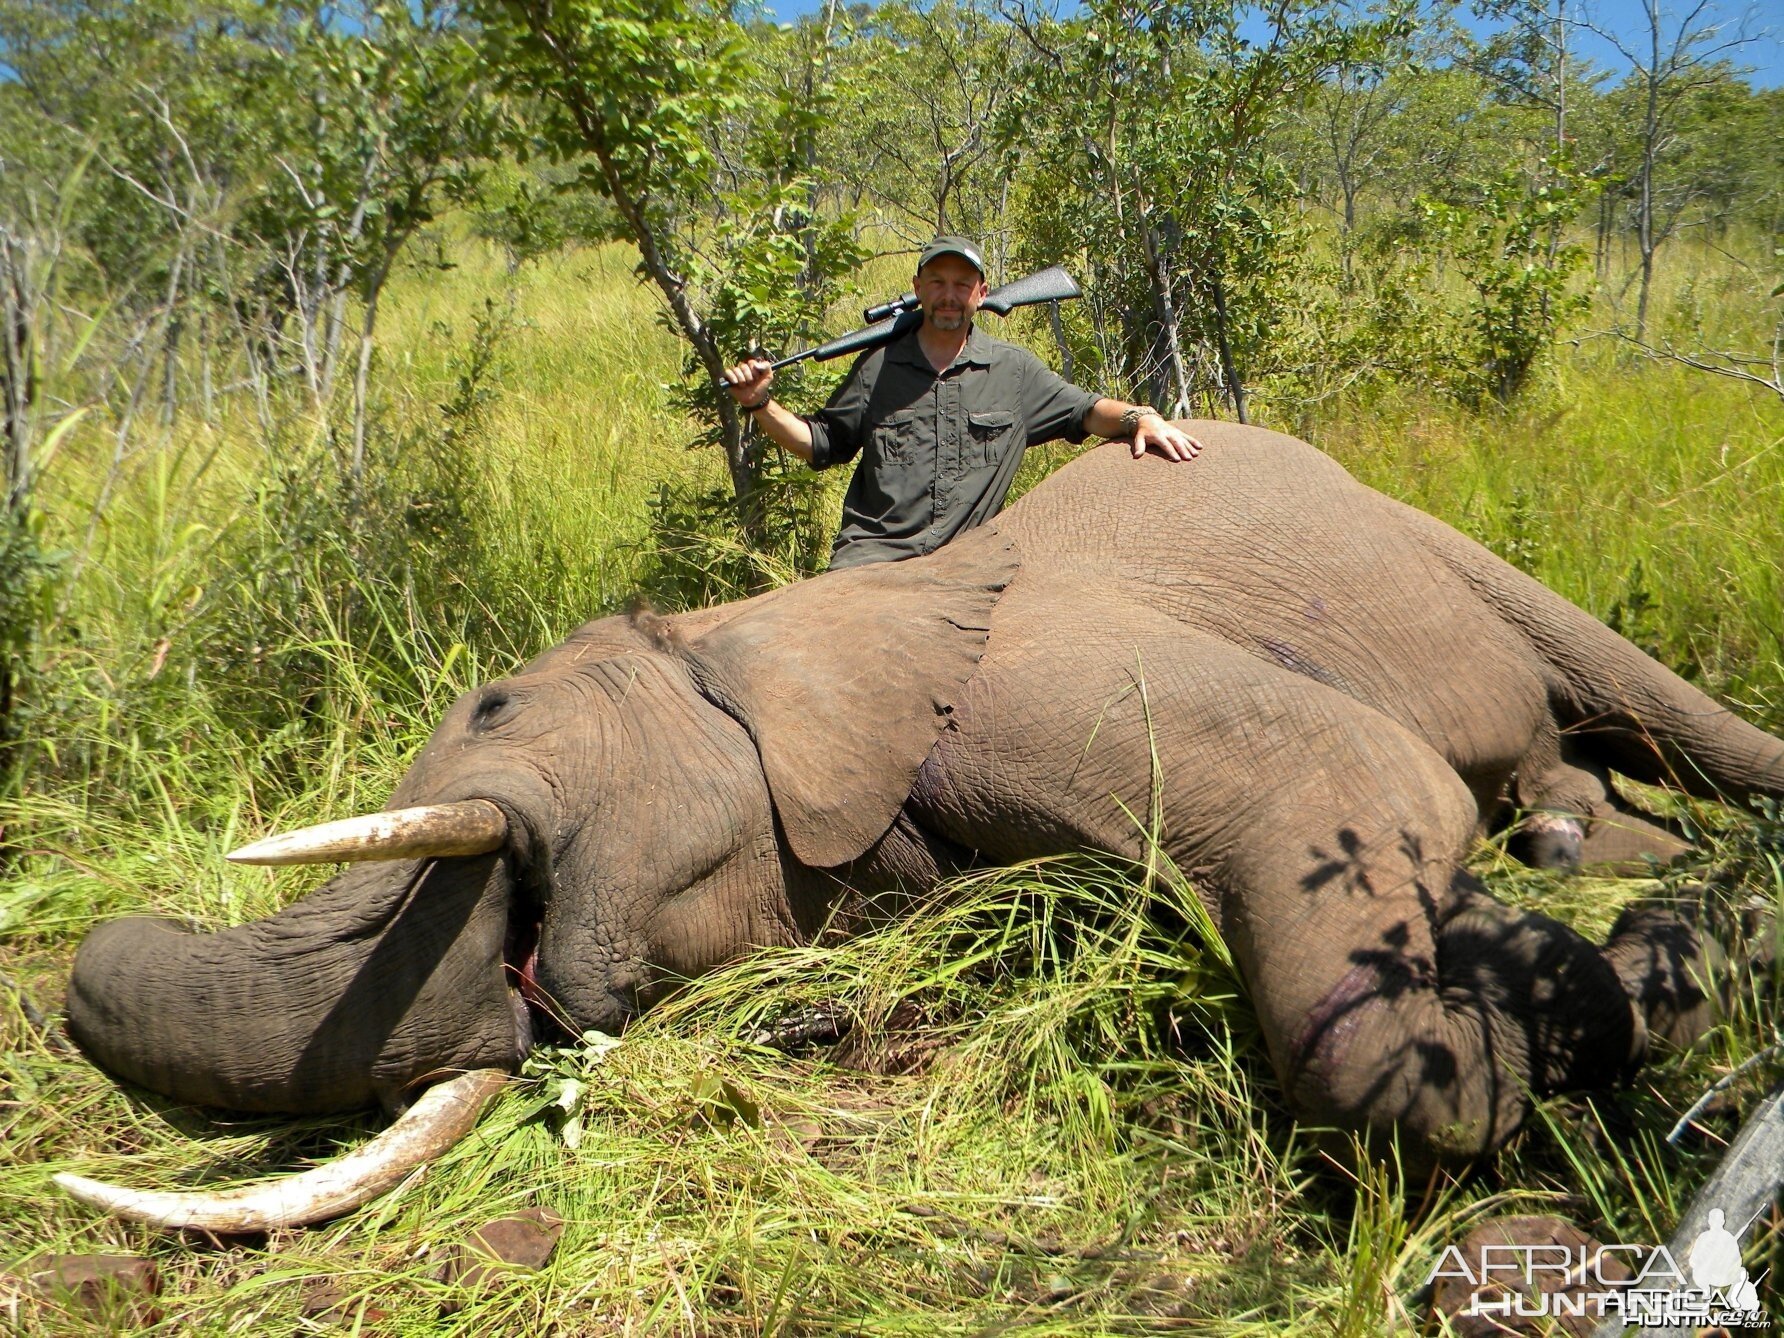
[2,227,1782,1332]
[379,241,726,615]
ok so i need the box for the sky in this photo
[1558,0,1782,86]
[759,0,1784,88]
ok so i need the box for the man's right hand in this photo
[723,358,774,406]
[719,358,816,461]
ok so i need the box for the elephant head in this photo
[60,530,1019,1228]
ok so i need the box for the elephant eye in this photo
[470,689,520,733]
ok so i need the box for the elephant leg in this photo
[1507,742,1724,1047]
[920,618,1648,1167]
[1511,734,1692,871]
[1577,807,1693,870]
[1221,718,1646,1168]
[1286,883,1650,1163]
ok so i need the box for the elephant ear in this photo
[675,525,1019,869]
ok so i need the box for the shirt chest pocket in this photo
[965,410,1016,468]
[872,409,920,466]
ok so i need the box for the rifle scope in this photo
[862,294,919,323]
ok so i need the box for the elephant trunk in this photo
[65,852,522,1115]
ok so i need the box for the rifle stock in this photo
[978,266,1082,316]
[719,265,1082,386]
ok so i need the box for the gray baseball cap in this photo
[917,234,986,276]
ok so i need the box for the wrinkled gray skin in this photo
[68,425,1784,1167]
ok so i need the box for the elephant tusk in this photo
[53,1069,509,1232]
[225,799,509,866]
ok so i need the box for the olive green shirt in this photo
[806,324,1099,569]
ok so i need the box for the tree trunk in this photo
[1595,189,1611,279]
[0,246,35,834]
[1634,1,1661,341]
[798,0,839,299]
[994,177,1009,283]
[1,243,33,516]
[1539,0,1568,328]
[150,244,187,432]
[161,314,182,427]
[515,5,760,539]
[350,290,381,490]
[200,308,215,424]
[350,229,414,490]
[1046,300,1072,382]
[1120,166,1193,417]
[1207,270,1248,425]
[1140,228,1193,418]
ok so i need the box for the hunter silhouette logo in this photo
[1426,1208,1772,1328]
[1688,1209,1763,1314]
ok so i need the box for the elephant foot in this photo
[1506,810,1585,870]
[1602,905,1722,1051]
[1507,743,1695,874]
[1578,807,1693,872]
[1507,805,1692,874]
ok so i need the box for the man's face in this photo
[915,255,989,333]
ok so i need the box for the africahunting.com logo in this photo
[1426,1207,1771,1328]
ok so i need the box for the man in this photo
[722,235,1206,571]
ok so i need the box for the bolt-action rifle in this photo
[718,265,1082,386]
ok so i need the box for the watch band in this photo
[1117,404,1159,434]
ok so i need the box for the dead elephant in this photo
[59,424,1784,1228]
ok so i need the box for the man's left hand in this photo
[1132,413,1204,462]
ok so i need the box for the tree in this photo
[1464,0,1604,336]
[475,0,864,548]
[1675,76,1784,238]
[1467,0,1593,157]
[0,0,495,475]
[834,0,1029,263]
[1585,0,1758,337]
[1287,5,1452,240]
[1005,0,1408,420]
[1419,158,1589,402]
[248,1,496,481]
